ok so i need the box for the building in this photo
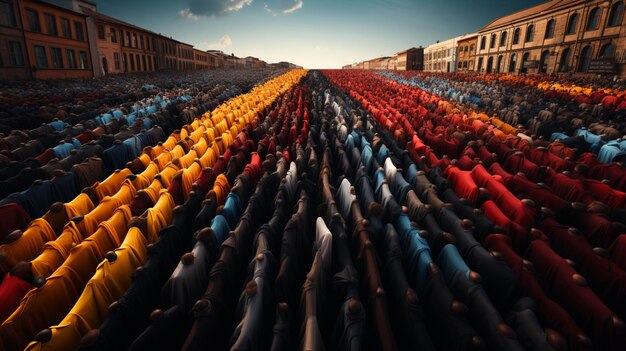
[474,0,626,76]
[0,0,29,79]
[456,33,478,72]
[154,35,178,70]
[86,10,157,75]
[424,37,458,72]
[394,47,424,71]
[0,0,96,80]
[193,49,209,70]
[176,41,194,70]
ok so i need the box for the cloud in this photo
[178,8,199,20]
[282,0,303,14]
[264,0,303,16]
[180,0,253,18]
[198,35,233,50]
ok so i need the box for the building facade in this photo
[10,0,93,79]
[0,0,29,79]
[474,0,626,76]
[456,33,478,72]
[424,37,458,72]
[394,47,424,71]
[193,48,209,70]
[176,42,194,70]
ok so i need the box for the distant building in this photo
[0,0,30,79]
[424,37,458,72]
[456,33,478,72]
[393,47,424,70]
[194,48,209,70]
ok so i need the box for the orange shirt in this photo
[131,162,159,190]
[79,196,124,237]
[64,194,95,220]
[146,191,174,242]
[30,222,83,278]
[213,174,230,205]
[93,169,132,203]
[24,227,148,351]
[0,219,57,273]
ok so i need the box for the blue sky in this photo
[93,0,547,68]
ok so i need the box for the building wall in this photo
[18,0,92,79]
[0,0,30,79]
[424,38,457,72]
[194,49,208,70]
[457,37,478,72]
[176,43,194,70]
[475,0,626,76]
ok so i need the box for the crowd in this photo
[381,71,626,164]
[0,67,624,351]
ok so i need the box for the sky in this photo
[93,0,548,68]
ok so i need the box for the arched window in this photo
[509,53,517,73]
[486,56,494,73]
[500,31,507,46]
[469,44,475,53]
[477,57,484,71]
[513,28,521,44]
[559,48,572,72]
[526,25,535,42]
[480,36,486,50]
[578,46,593,72]
[566,13,579,34]
[600,43,616,58]
[545,19,556,38]
[608,1,624,27]
[521,52,530,73]
[490,34,497,48]
[496,55,504,73]
[539,50,550,73]
[586,7,601,31]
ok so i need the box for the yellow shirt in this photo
[0,219,57,272]
[30,222,83,278]
[146,191,174,242]
[93,169,132,203]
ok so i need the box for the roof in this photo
[30,0,88,17]
[395,47,423,55]
[480,0,580,31]
[85,9,192,45]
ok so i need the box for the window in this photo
[60,18,71,38]
[539,50,549,73]
[559,48,572,72]
[26,9,41,32]
[74,21,84,41]
[458,61,463,69]
[129,53,135,71]
[469,44,475,53]
[136,54,141,71]
[509,53,517,73]
[545,19,556,39]
[8,41,24,66]
[526,25,535,42]
[140,35,144,49]
[114,52,120,69]
[50,47,63,68]
[578,46,592,72]
[600,43,616,59]
[66,49,76,69]
[44,13,57,36]
[0,1,17,27]
[480,36,486,50]
[500,31,507,46]
[123,53,128,71]
[513,28,521,44]
[142,55,147,71]
[586,7,600,31]
[110,28,117,43]
[34,45,48,68]
[132,33,137,47]
[608,1,624,27]
[566,13,579,34]
[97,25,105,40]
[126,32,131,47]
[490,34,497,48]
[79,51,88,69]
